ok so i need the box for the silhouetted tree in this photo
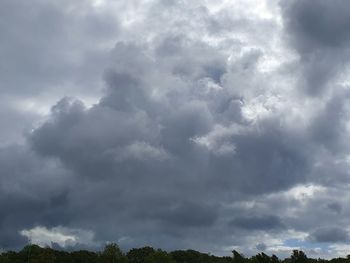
[233,250,245,263]
[71,250,98,263]
[127,246,155,263]
[100,243,128,263]
[144,249,175,263]
[254,252,272,263]
[290,250,308,263]
[272,254,280,263]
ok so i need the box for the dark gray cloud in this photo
[281,0,350,51]
[0,145,73,249]
[0,0,119,145]
[327,202,342,214]
[151,201,218,228]
[309,227,349,243]
[23,37,311,254]
[2,0,350,259]
[29,38,311,195]
[281,0,350,95]
[229,215,285,231]
[0,0,118,95]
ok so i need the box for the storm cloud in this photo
[309,227,350,243]
[281,0,350,95]
[1,0,350,259]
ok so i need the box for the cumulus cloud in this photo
[20,226,97,248]
[1,0,350,258]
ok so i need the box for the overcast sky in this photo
[2,0,350,259]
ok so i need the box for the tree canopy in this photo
[0,245,346,263]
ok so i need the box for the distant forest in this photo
[1,244,349,263]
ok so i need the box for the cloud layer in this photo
[2,0,350,258]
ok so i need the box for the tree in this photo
[71,250,98,263]
[144,249,175,263]
[271,254,279,263]
[254,253,271,263]
[171,249,203,263]
[232,250,245,263]
[291,250,308,263]
[100,243,128,263]
[127,247,155,263]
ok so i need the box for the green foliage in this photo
[100,243,128,263]
[290,250,308,263]
[71,250,99,263]
[171,249,203,263]
[0,251,21,263]
[127,246,155,263]
[250,252,280,263]
[233,250,245,263]
[144,249,175,263]
[0,244,349,263]
[272,255,280,263]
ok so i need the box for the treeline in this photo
[0,243,348,263]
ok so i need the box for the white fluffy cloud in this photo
[20,226,96,248]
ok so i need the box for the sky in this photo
[1,0,350,259]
